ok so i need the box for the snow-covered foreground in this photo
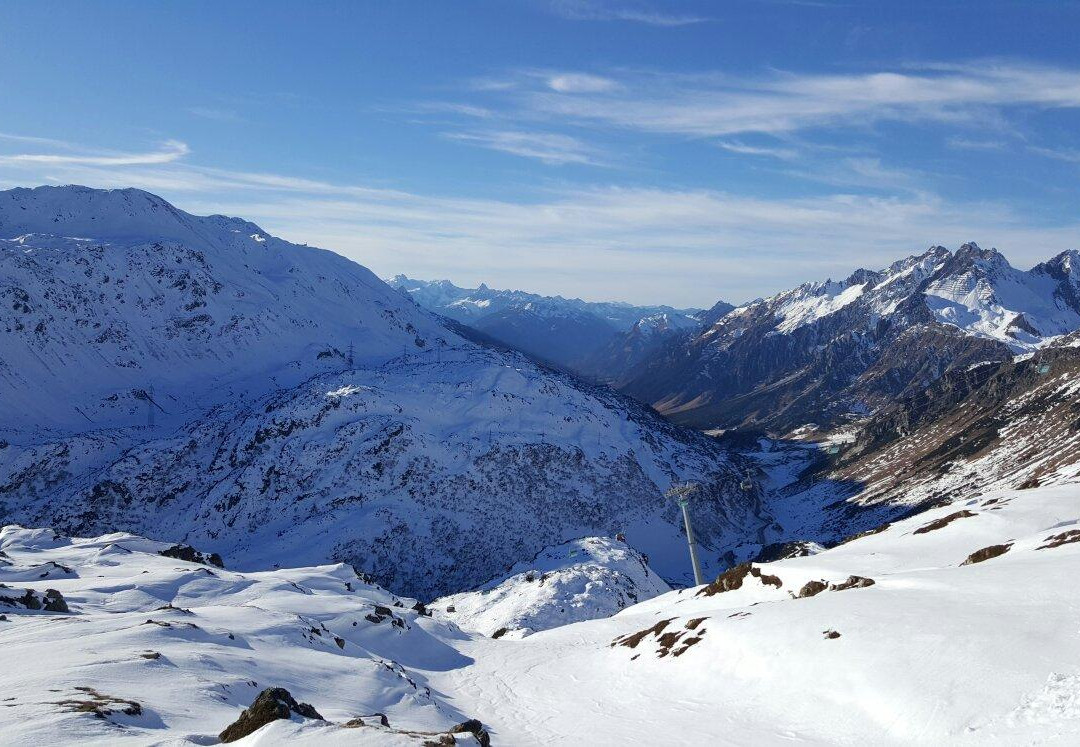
[426,483,1080,745]
[0,526,480,745]
[4,483,1079,744]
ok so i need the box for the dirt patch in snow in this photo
[56,686,142,719]
[913,510,977,534]
[697,563,782,596]
[962,543,1013,565]
[612,618,674,649]
[1037,530,1080,550]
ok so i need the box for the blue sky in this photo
[3,0,1080,306]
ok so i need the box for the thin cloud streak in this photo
[443,130,608,165]
[0,140,190,167]
[547,0,710,26]
[470,62,1080,138]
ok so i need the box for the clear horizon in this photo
[3,1,1080,306]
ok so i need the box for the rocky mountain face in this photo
[618,244,1080,432]
[751,341,1080,547]
[387,275,707,377]
[0,186,764,599]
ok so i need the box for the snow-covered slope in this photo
[1,186,448,435]
[8,483,1080,744]
[0,525,481,745]
[924,243,1080,348]
[622,243,1080,430]
[425,483,1080,745]
[0,186,763,600]
[4,345,762,600]
[430,536,670,638]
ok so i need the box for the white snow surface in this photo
[0,524,476,745]
[6,483,1080,744]
[430,536,670,638]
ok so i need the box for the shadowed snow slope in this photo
[430,536,670,637]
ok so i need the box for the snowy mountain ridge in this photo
[387,274,711,378]
[387,275,702,332]
[620,242,1080,430]
[1,186,450,435]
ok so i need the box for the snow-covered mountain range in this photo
[0,186,761,599]
[619,243,1080,431]
[387,275,710,377]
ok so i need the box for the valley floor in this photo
[3,483,1080,745]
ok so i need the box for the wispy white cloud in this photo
[947,137,1008,151]
[547,0,710,26]
[0,140,190,167]
[715,140,798,159]
[443,130,607,165]
[546,73,621,93]
[478,61,1080,138]
[1028,144,1080,163]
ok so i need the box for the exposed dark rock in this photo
[219,687,324,743]
[913,510,976,535]
[697,563,782,596]
[43,589,69,612]
[830,576,875,591]
[797,580,828,598]
[1038,529,1080,550]
[961,543,1013,565]
[0,586,68,612]
[159,544,224,568]
[823,630,841,639]
[450,718,490,747]
[491,627,509,639]
[752,541,819,563]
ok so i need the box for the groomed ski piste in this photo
[3,482,1079,745]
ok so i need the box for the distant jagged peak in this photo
[1034,248,1080,278]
